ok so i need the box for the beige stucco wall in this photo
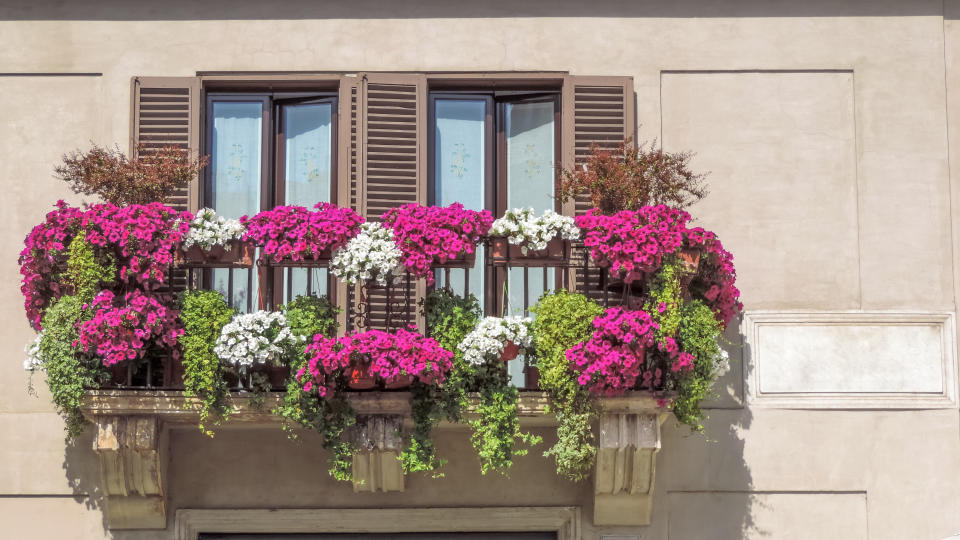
[1,1,960,538]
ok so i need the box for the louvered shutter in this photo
[130,76,202,212]
[561,76,635,303]
[355,73,427,331]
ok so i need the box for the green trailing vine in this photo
[645,259,725,431]
[469,365,541,475]
[37,295,104,439]
[178,290,236,436]
[274,295,356,479]
[34,237,117,439]
[421,289,541,475]
[404,289,482,475]
[531,290,604,481]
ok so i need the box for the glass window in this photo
[209,100,264,311]
[205,94,337,312]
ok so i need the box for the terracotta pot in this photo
[500,341,520,362]
[678,247,701,272]
[384,374,415,390]
[348,366,377,390]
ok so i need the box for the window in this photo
[429,91,560,386]
[204,92,338,311]
[429,91,560,313]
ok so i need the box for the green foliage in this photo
[421,289,540,475]
[399,289,484,475]
[469,369,542,475]
[673,299,724,430]
[178,290,236,435]
[38,295,104,439]
[531,290,604,481]
[646,259,724,431]
[273,294,353,478]
[65,236,115,301]
[283,295,340,345]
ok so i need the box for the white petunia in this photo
[214,311,298,370]
[182,208,246,251]
[23,333,45,371]
[330,222,403,286]
[458,316,534,366]
[489,208,580,254]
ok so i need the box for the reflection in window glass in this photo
[282,102,333,304]
[210,101,262,310]
[505,101,555,386]
[433,99,486,307]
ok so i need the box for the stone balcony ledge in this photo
[80,389,667,530]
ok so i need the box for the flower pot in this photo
[678,247,701,272]
[500,341,520,362]
[259,248,334,268]
[490,237,570,267]
[348,366,377,390]
[384,373,415,390]
[176,240,254,267]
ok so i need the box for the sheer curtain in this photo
[433,99,487,307]
[210,101,262,310]
[505,101,555,385]
[282,102,333,304]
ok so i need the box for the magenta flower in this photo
[241,202,363,263]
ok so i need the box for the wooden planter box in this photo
[175,240,255,268]
[489,237,571,267]
[258,249,334,268]
[431,250,477,270]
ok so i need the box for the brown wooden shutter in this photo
[561,75,635,302]
[354,73,428,331]
[131,76,202,212]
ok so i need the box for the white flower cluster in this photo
[183,208,246,251]
[489,208,580,253]
[458,316,534,366]
[23,333,44,371]
[330,222,403,286]
[214,311,299,370]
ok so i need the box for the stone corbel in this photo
[593,410,664,526]
[349,414,404,493]
[92,415,167,529]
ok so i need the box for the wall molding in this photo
[175,507,580,540]
[741,310,957,408]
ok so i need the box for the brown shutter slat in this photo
[131,76,201,302]
[358,73,427,331]
[561,75,635,302]
[131,76,201,213]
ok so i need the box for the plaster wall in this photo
[0,1,959,538]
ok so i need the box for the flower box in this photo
[175,240,255,267]
[489,237,571,267]
[431,250,477,270]
[257,249,334,268]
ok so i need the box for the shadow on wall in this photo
[0,0,944,21]
[646,317,758,539]
[62,429,111,535]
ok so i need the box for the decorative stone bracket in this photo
[349,415,405,493]
[593,408,666,526]
[92,415,167,529]
[82,390,665,529]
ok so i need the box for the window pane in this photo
[505,101,556,386]
[210,101,263,311]
[283,102,333,304]
[433,99,486,307]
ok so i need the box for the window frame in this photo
[427,89,563,317]
[202,90,340,309]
